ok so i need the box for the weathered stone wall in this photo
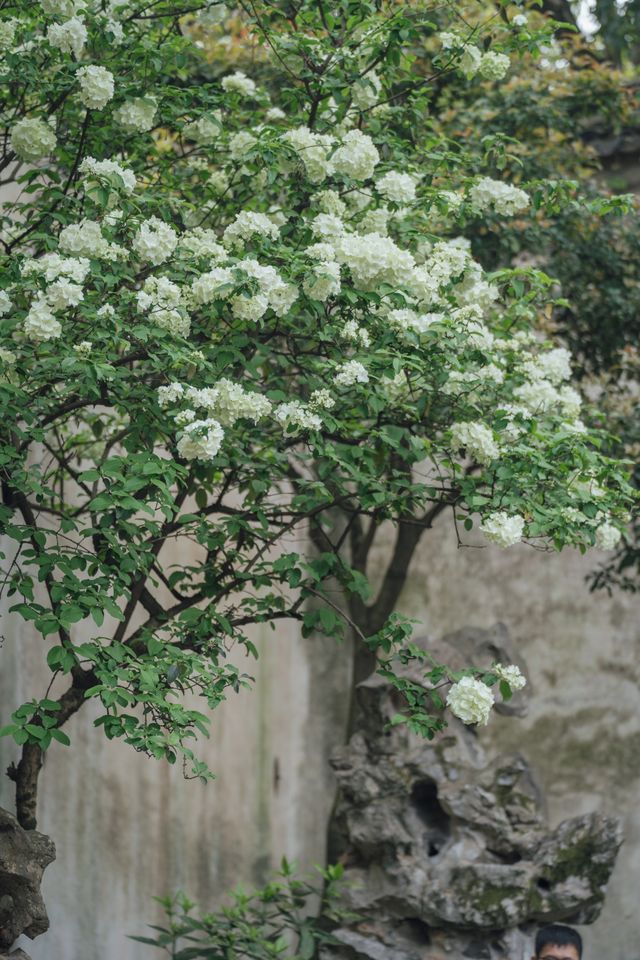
[0,519,638,959]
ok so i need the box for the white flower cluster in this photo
[113,97,157,133]
[444,38,511,81]
[281,127,335,183]
[309,388,335,410]
[10,118,57,163]
[21,253,90,284]
[179,229,226,260]
[221,71,256,98]
[229,130,256,161]
[335,359,369,387]
[332,129,380,181]
[494,663,527,691]
[137,276,190,337]
[446,676,494,726]
[0,291,12,316]
[335,232,414,291]
[191,266,236,305]
[312,190,346,217]
[20,252,92,342]
[377,170,416,203]
[223,211,280,249]
[522,347,572,385]
[79,156,135,192]
[351,71,382,109]
[386,308,441,338]
[469,177,530,217]
[59,219,126,261]
[159,378,275,461]
[192,259,297,322]
[23,298,62,342]
[450,421,500,465]
[479,511,525,547]
[341,319,370,346]
[176,419,224,461]
[76,66,115,110]
[594,521,622,551]
[0,18,18,50]
[132,217,177,265]
[187,379,272,426]
[275,401,322,432]
[478,51,511,80]
[234,260,298,321]
[47,16,87,58]
[303,260,341,302]
[182,113,221,145]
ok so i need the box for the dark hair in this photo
[536,924,583,958]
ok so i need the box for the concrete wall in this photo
[1,518,638,959]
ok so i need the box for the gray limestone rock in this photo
[324,626,622,960]
[0,807,55,950]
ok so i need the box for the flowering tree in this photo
[0,0,635,843]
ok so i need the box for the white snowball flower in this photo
[351,71,382,110]
[113,97,157,133]
[275,401,322,432]
[513,13,527,26]
[309,389,335,410]
[176,418,224,461]
[513,378,559,414]
[182,112,221,144]
[469,177,530,216]
[377,171,416,203]
[223,211,280,248]
[494,663,527,691]
[191,267,236,305]
[479,512,525,547]
[335,360,369,387]
[332,129,380,181]
[46,278,84,310]
[76,66,115,110]
[229,130,257,161]
[446,676,494,726]
[335,232,415,290]
[21,253,90,283]
[74,340,92,357]
[303,261,341,301]
[79,156,135,192]
[450,421,500,465]
[10,118,57,162]
[157,382,185,407]
[479,51,511,80]
[531,347,572,384]
[179,229,225,260]
[265,107,286,122]
[221,71,256,98]
[47,16,87,58]
[595,521,622,551]
[460,46,482,77]
[23,297,62,341]
[0,18,18,50]
[0,291,12,316]
[281,127,335,183]
[132,217,178,265]
[59,219,124,260]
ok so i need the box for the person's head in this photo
[533,925,583,960]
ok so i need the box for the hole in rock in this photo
[409,778,451,857]
[394,917,432,946]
